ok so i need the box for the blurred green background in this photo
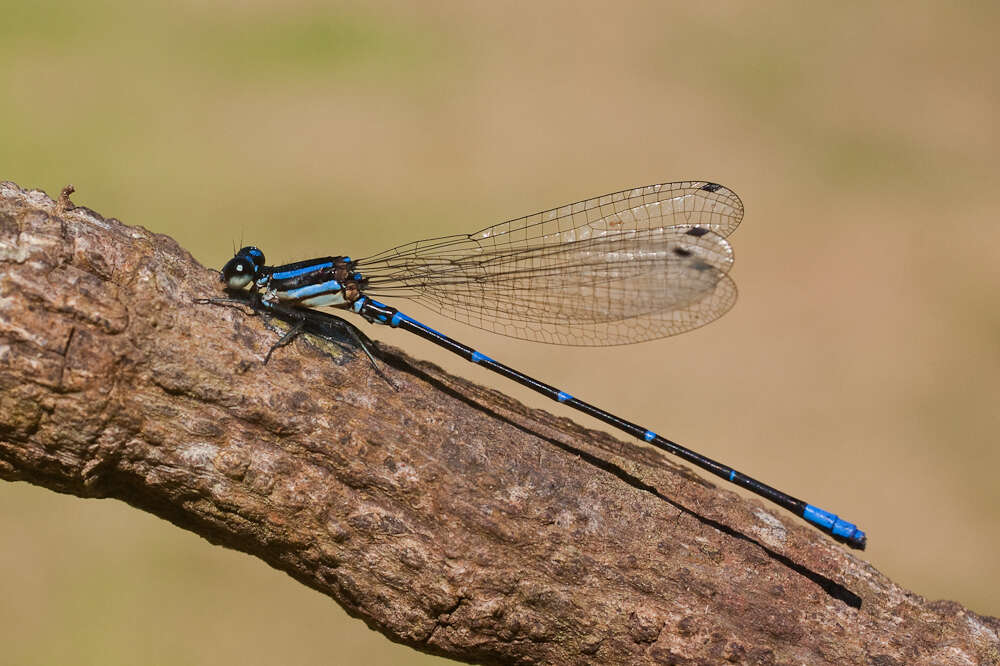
[2,1,998,663]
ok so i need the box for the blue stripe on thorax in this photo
[283,279,342,300]
[271,261,335,281]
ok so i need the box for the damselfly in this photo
[211,181,866,549]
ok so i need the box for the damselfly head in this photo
[221,246,265,290]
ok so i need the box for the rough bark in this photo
[0,180,997,665]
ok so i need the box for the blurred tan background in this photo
[2,1,998,664]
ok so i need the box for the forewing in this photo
[358,182,742,345]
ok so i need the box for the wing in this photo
[357,182,742,346]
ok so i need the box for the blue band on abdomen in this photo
[804,504,865,541]
[644,430,656,442]
[557,391,573,402]
[803,504,836,529]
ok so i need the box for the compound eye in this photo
[221,253,257,289]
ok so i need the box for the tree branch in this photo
[1,181,996,665]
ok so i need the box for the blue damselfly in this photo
[212,181,866,549]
